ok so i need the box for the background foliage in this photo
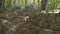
[0,0,60,34]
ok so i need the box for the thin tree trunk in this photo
[14,0,16,4]
[2,0,5,8]
[41,0,48,10]
[0,0,6,34]
[0,0,3,9]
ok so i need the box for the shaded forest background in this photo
[0,0,60,34]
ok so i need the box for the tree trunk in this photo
[0,0,6,34]
[0,0,3,9]
[41,0,48,10]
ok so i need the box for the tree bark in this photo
[0,0,3,9]
[41,0,48,10]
